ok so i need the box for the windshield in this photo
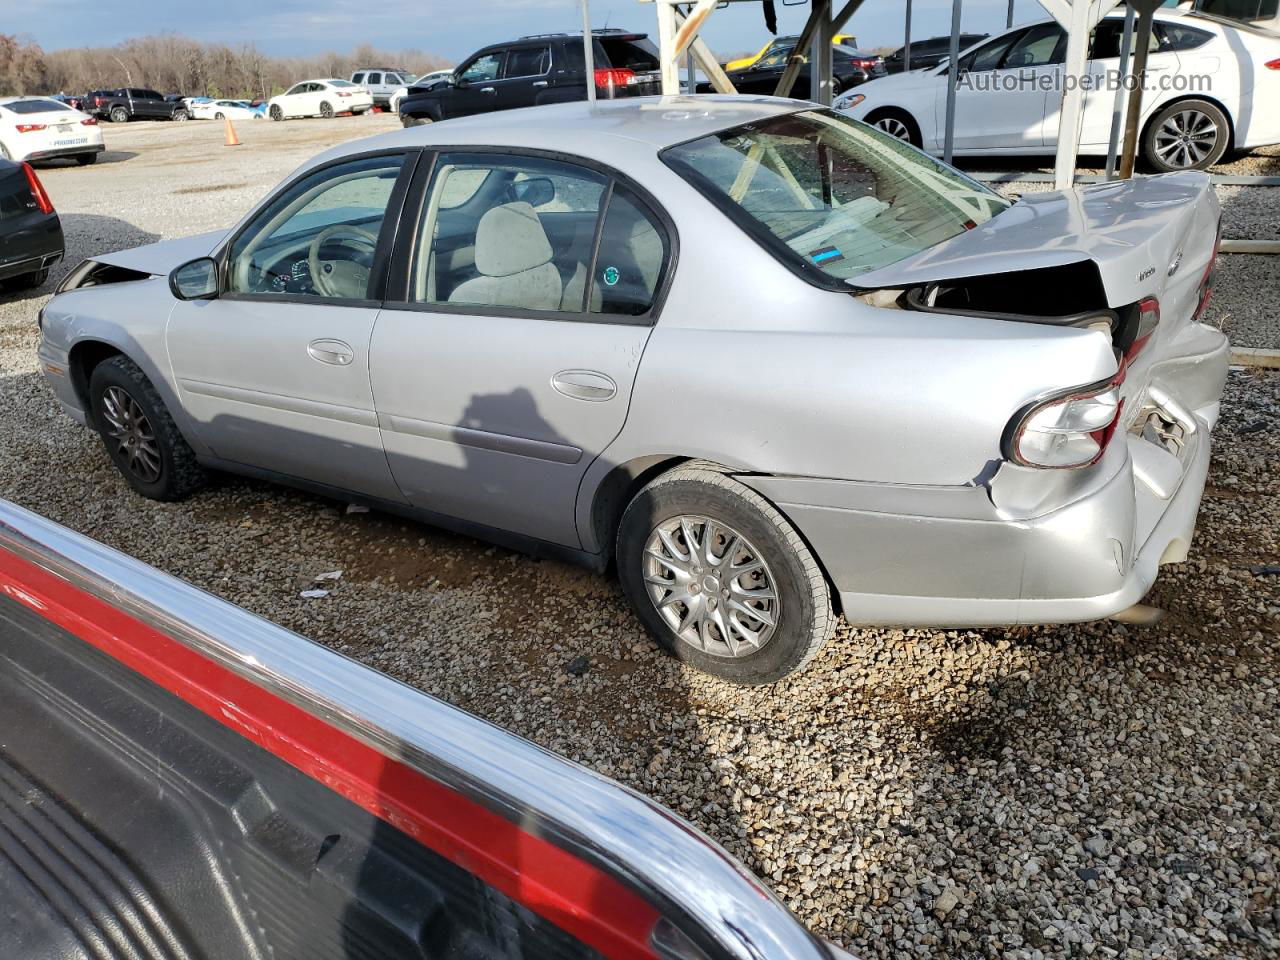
[661,109,1010,283]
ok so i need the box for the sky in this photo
[10,0,1071,63]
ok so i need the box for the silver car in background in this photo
[37,97,1227,683]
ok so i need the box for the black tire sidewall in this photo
[867,108,921,148]
[1143,99,1230,172]
[618,476,825,684]
[110,107,128,123]
[89,358,192,501]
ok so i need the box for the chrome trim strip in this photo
[179,379,378,428]
[380,413,584,465]
[0,499,827,960]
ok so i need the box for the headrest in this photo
[474,201,553,278]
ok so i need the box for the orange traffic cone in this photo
[223,114,240,147]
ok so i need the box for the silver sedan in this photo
[37,97,1228,683]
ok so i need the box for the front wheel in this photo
[214,112,224,120]
[172,109,189,122]
[89,356,207,502]
[319,101,334,119]
[1143,99,1230,172]
[109,106,129,123]
[269,104,284,121]
[864,108,921,148]
[617,465,834,684]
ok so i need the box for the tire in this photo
[110,106,129,123]
[0,142,10,160]
[172,109,189,122]
[864,108,922,148]
[616,464,834,684]
[214,112,224,120]
[88,355,206,502]
[270,104,284,121]
[319,101,334,119]
[74,153,98,165]
[1142,99,1230,172]
[3,267,48,291]
[401,115,433,128]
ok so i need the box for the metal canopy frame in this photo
[638,0,1164,189]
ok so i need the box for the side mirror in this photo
[511,176,554,208]
[450,75,464,88]
[169,257,219,300]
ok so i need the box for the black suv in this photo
[699,44,886,95]
[399,29,661,126]
[83,88,189,123]
[882,34,989,73]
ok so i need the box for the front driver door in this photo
[370,151,672,548]
[166,151,414,502]
[444,52,506,118]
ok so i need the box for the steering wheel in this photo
[308,224,379,299]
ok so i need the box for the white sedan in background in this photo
[268,80,373,120]
[0,96,104,165]
[189,99,262,121]
[836,7,1280,171]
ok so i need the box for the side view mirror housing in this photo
[169,257,219,300]
[450,75,465,88]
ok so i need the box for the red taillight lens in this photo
[1007,371,1126,469]
[337,91,353,97]
[1265,58,1280,70]
[21,162,54,215]
[80,117,98,126]
[594,67,635,88]
[15,124,47,133]
[1124,296,1161,365]
[1192,225,1221,322]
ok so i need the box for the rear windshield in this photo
[3,99,73,114]
[662,109,1010,284]
[330,80,357,88]
[597,37,660,71]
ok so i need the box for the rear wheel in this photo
[88,356,206,501]
[3,267,48,291]
[110,106,129,123]
[74,153,98,165]
[1143,99,1230,172]
[865,108,921,147]
[617,465,833,684]
[319,101,334,119]
[214,112,224,120]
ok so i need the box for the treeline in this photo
[0,34,451,99]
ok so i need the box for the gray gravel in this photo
[2,120,1279,960]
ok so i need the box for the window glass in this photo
[2,99,72,114]
[596,36,660,71]
[505,45,551,78]
[1156,23,1214,52]
[663,109,1009,283]
[960,32,1018,72]
[228,154,404,300]
[412,154,607,313]
[590,189,667,316]
[367,72,382,85]
[1091,19,1159,59]
[330,80,357,88]
[461,53,503,83]
[353,72,365,83]
[1002,23,1064,68]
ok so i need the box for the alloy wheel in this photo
[642,515,780,658]
[1153,109,1218,169]
[320,102,334,119]
[873,116,912,141]
[101,386,162,483]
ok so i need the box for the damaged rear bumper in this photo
[737,323,1228,628]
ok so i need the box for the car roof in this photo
[344,96,806,156]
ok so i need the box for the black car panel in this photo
[0,159,63,288]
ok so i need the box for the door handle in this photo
[307,339,354,366]
[532,81,549,88]
[480,87,497,94]
[552,370,616,402]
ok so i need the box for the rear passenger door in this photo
[501,44,553,108]
[370,151,673,547]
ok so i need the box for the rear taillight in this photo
[15,124,47,133]
[594,67,635,88]
[21,163,54,215]
[337,91,353,97]
[1124,296,1161,365]
[1265,58,1280,70]
[81,117,98,126]
[1006,372,1125,469]
[1192,224,1221,322]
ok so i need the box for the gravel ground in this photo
[2,120,1279,959]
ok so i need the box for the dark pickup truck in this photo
[0,499,848,960]
[83,88,190,123]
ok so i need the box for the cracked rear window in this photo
[662,109,1010,283]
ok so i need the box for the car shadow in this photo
[0,214,160,304]
[30,151,139,170]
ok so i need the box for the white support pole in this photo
[1053,0,1093,189]
[656,0,680,94]
[903,0,913,71]
[582,0,596,103]
[1104,2,1135,179]
[811,0,834,104]
[942,0,962,165]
